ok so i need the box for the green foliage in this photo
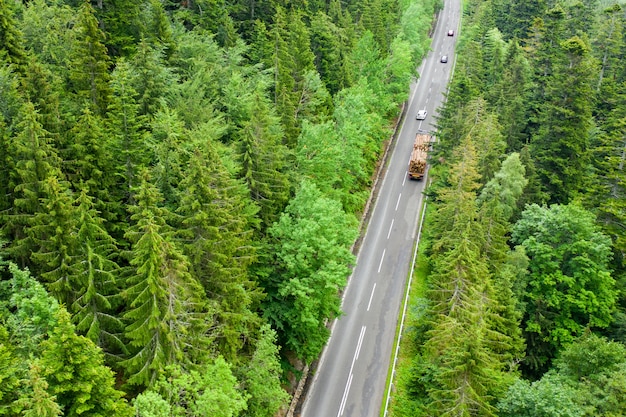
[70,190,124,349]
[262,180,358,362]
[239,324,291,417]
[499,334,626,417]
[0,0,450,412]
[133,390,170,417]
[19,0,75,73]
[237,90,291,229]
[530,35,596,204]
[139,359,248,417]
[68,2,111,116]
[39,308,133,417]
[177,133,260,359]
[3,102,63,269]
[121,173,210,387]
[512,204,618,374]
[497,377,583,417]
[424,139,512,416]
[17,361,62,417]
[309,12,345,95]
[0,0,27,72]
[107,59,151,206]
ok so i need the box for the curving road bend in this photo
[299,1,461,416]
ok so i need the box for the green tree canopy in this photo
[262,180,357,362]
[512,204,618,374]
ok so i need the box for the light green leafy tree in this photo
[497,377,583,417]
[262,180,358,362]
[512,204,618,374]
[136,359,248,417]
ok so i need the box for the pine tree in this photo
[309,11,344,95]
[0,65,22,214]
[121,172,210,387]
[239,324,291,417]
[39,308,133,417]
[20,58,64,143]
[430,137,482,256]
[128,40,177,118]
[150,106,187,208]
[15,362,62,417]
[238,90,291,230]
[530,35,596,203]
[70,189,124,350]
[3,102,63,270]
[142,0,176,59]
[98,0,141,57]
[28,176,80,305]
[0,0,27,73]
[271,7,317,145]
[177,134,260,359]
[64,106,119,223]
[107,59,150,206]
[68,1,111,116]
[423,141,513,415]
[493,39,533,152]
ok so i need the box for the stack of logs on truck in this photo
[408,130,431,180]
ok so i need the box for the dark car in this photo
[448,30,454,36]
[440,55,448,63]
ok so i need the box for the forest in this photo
[0,0,437,415]
[390,0,626,415]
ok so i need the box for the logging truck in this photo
[408,131,431,180]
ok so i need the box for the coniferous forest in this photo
[390,0,626,415]
[2,0,626,414]
[0,0,437,415]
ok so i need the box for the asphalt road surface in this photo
[300,1,461,417]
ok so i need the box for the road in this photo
[299,1,461,417]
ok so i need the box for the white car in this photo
[416,109,427,120]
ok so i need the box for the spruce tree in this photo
[121,172,210,387]
[424,139,512,414]
[64,106,118,223]
[530,35,595,203]
[15,362,62,417]
[494,40,533,152]
[68,1,111,116]
[3,102,63,270]
[39,308,133,417]
[177,133,260,359]
[239,324,291,417]
[28,176,80,305]
[70,189,124,350]
[309,11,344,95]
[107,60,150,206]
[128,40,177,118]
[0,0,27,73]
[150,106,187,208]
[238,90,291,230]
